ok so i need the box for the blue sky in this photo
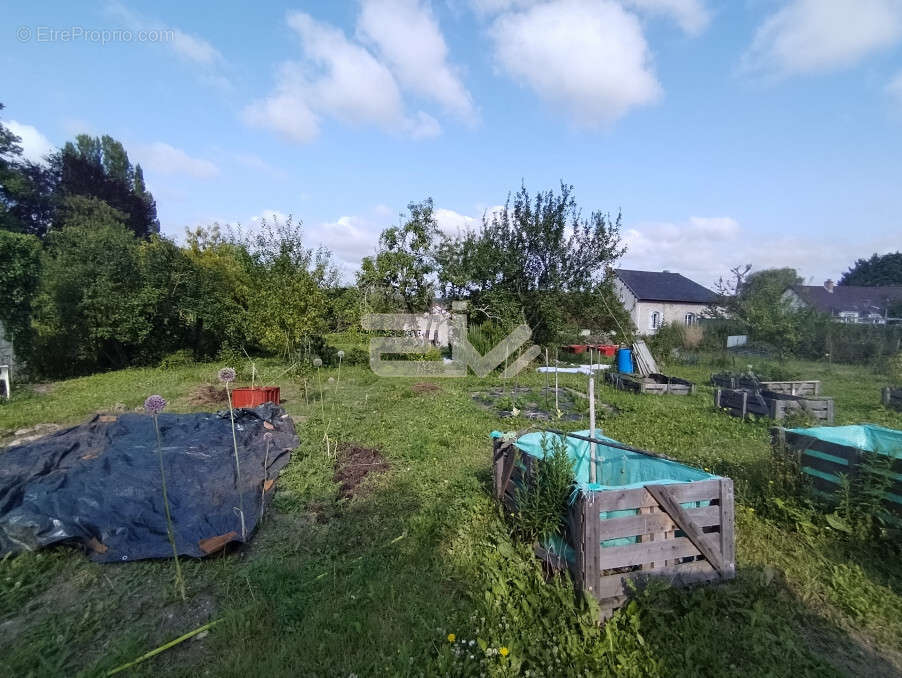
[3,0,901,285]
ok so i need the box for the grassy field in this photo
[1,348,901,677]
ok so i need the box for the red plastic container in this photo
[231,386,280,408]
[597,345,617,357]
[567,344,587,354]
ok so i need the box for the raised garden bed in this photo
[492,430,735,620]
[714,388,834,423]
[606,371,695,395]
[883,387,902,411]
[772,424,902,521]
[711,373,821,396]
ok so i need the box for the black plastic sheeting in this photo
[0,404,297,562]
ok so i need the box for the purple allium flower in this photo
[144,395,167,414]
[263,432,273,441]
[218,367,236,383]
[312,358,323,368]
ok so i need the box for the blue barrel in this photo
[616,348,633,374]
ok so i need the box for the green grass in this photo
[1,354,901,676]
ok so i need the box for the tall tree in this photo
[48,134,159,238]
[357,199,439,313]
[0,103,54,237]
[839,252,902,287]
[436,183,626,345]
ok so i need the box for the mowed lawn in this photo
[1,352,901,677]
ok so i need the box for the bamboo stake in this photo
[588,375,597,484]
[107,619,222,676]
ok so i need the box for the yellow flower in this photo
[499,647,509,657]
[447,633,456,642]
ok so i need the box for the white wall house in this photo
[613,269,716,335]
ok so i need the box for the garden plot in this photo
[492,430,735,620]
[606,371,695,395]
[471,386,585,420]
[715,387,835,424]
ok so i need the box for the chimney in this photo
[824,279,835,293]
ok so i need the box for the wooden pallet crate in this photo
[606,371,695,396]
[492,436,735,620]
[714,387,834,423]
[883,387,902,411]
[710,373,820,396]
[771,426,902,520]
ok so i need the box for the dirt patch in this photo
[334,443,389,499]
[188,384,228,406]
[411,381,440,394]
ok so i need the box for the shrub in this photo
[342,346,369,366]
[514,435,574,542]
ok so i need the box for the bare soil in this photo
[334,443,389,499]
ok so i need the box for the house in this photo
[782,280,902,324]
[613,269,717,335]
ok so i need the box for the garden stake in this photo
[588,376,597,484]
[554,349,559,413]
[106,619,222,676]
[219,368,246,540]
[544,347,549,410]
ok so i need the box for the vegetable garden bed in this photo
[714,387,834,423]
[606,371,695,396]
[771,424,902,521]
[711,373,821,396]
[492,430,735,620]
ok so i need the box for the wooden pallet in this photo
[607,371,695,396]
[715,388,834,423]
[772,427,902,520]
[883,387,902,411]
[632,340,657,376]
[492,436,735,620]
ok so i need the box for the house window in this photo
[649,311,661,330]
[685,312,696,326]
[838,311,859,323]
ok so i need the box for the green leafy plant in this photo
[513,435,574,543]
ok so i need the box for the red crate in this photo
[231,386,281,408]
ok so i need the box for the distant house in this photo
[613,269,717,335]
[782,280,902,324]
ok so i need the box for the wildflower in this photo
[263,432,273,441]
[313,358,323,368]
[447,633,456,642]
[499,647,509,657]
[218,367,236,383]
[337,350,345,359]
[144,395,167,414]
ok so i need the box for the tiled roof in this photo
[789,285,902,315]
[615,269,717,304]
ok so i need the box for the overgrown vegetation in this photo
[1,352,900,676]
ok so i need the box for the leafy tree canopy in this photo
[839,252,902,287]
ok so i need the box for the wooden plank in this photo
[645,484,725,573]
[718,478,736,578]
[593,559,718,599]
[587,480,722,512]
[594,505,721,540]
[596,532,720,570]
[582,496,601,596]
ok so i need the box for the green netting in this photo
[492,429,716,491]
[785,424,902,458]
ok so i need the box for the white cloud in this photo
[358,0,477,122]
[621,215,900,288]
[106,2,229,87]
[621,0,710,36]
[138,142,219,178]
[434,207,479,235]
[406,111,442,139]
[6,121,54,163]
[245,11,416,142]
[742,0,902,78]
[489,0,662,126]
